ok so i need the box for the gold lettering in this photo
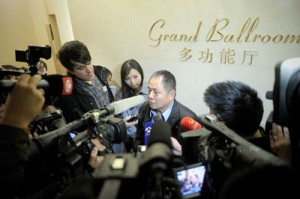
[237,18,251,42]
[206,18,229,42]
[283,35,300,43]
[149,20,202,46]
[245,18,259,42]
[192,21,201,42]
[149,18,299,45]
[273,35,283,43]
[224,34,235,42]
[261,35,271,43]
[252,34,261,42]
[149,19,165,47]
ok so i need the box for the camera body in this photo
[273,57,300,126]
[15,45,51,74]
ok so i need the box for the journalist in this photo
[0,74,45,198]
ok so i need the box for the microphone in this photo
[266,91,273,100]
[144,122,153,145]
[30,95,146,156]
[92,95,146,119]
[140,120,172,197]
[0,74,73,96]
[148,120,172,148]
[181,116,202,131]
[108,95,145,115]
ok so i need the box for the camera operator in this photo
[203,81,292,165]
[0,74,106,198]
[0,74,45,198]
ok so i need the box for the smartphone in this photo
[127,114,140,122]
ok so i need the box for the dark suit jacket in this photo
[135,99,197,146]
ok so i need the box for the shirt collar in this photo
[150,100,174,121]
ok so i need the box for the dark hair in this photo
[203,81,263,137]
[150,70,176,92]
[120,59,144,98]
[101,67,112,82]
[58,40,91,71]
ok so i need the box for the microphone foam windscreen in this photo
[148,120,172,149]
[108,95,145,114]
[181,116,202,131]
[44,75,73,96]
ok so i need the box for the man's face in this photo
[148,76,175,113]
[69,62,95,82]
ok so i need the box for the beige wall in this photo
[66,0,300,125]
[0,0,300,126]
[0,0,70,74]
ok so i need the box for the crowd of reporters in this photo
[1,41,299,199]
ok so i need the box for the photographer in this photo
[0,74,45,198]
[0,74,106,198]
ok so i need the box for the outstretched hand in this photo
[269,123,291,166]
[0,74,45,131]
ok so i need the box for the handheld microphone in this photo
[181,116,202,131]
[148,120,172,148]
[140,120,172,197]
[0,74,73,96]
[144,122,153,145]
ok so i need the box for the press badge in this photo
[102,86,108,92]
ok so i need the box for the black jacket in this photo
[135,99,197,146]
[0,125,29,198]
[55,65,115,123]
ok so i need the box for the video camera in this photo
[25,95,145,196]
[57,120,176,199]
[29,109,65,134]
[15,45,51,75]
[180,114,289,198]
[25,108,127,197]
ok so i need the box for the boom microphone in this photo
[0,74,73,96]
[108,95,145,115]
[30,95,146,156]
[181,116,202,131]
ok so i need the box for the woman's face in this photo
[124,68,142,90]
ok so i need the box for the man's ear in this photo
[169,90,176,99]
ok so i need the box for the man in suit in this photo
[135,70,197,156]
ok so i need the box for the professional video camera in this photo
[0,45,72,106]
[23,96,144,198]
[15,44,51,75]
[271,57,300,170]
[180,114,290,199]
[59,120,176,199]
[29,109,65,134]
